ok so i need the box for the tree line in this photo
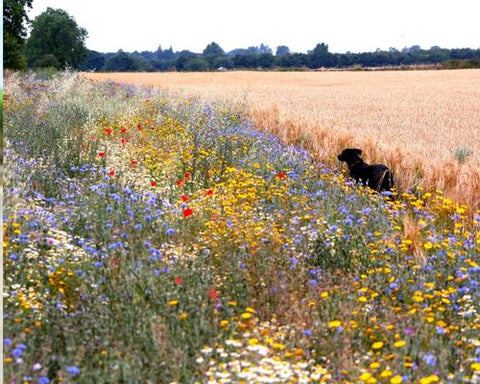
[4,2,480,72]
[83,43,480,72]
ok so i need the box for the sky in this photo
[27,0,480,54]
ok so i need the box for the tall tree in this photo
[275,45,290,56]
[25,7,88,69]
[203,42,224,56]
[3,0,33,69]
[309,42,335,68]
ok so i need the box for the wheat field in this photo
[83,70,480,210]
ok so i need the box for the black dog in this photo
[337,148,394,192]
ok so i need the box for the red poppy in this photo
[108,170,115,176]
[98,152,105,158]
[137,124,142,130]
[120,127,127,133]
[175,179,184,187]
[131,160,138,166]
[208,288,219,301]
[150,180,157,187]
[174,277,182,285]
[183,208,194,217]
[205,189,214,196]
[181,194,189,202]
[120,138,128,144]
[277,172,287,179]
[184,172,191,180]
[104,128,113,135]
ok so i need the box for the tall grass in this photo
[3,72,480,383]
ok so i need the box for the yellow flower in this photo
[471,362,480,371]
[394,340,406,348]
[380,370,392,378]
[328,320,342,328]
[419,375,439,384]
[423,241,434,250]
[240,312,252,320]
[371,341,384,350]
[358,296,368,303]
[390,375,403,383]
[178,312,188,320]
[359,372,372,382]
[168,300,179,306]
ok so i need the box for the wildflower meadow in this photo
[3,72,480,383]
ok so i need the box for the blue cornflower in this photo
[423,353,436,366]
[165,228,176,236]
[66,366,81,375]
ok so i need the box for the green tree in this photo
[80,50,106,71]
[103,51,145,72]
[275,45,290,56]
[25,8,88,69]
[3,0,33,69]
[309,43,335,68]
[203,42,224,56]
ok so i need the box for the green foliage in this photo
[203,41,225,56]
[25,7,88,69]
[453,146,473,164]
[3,0,33,69]
[81,50,106,71]
[275,45,290,56]
[103,51,146,72]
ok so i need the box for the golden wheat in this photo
[83,70,480,210]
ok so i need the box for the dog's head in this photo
[337,148,363,163]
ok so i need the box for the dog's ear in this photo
[354,148,362,156]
